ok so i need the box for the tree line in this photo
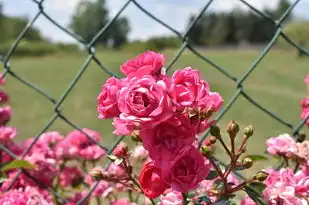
[0,0,308,54]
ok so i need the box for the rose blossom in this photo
[157,190,183,205]
[139,161,169,199]
[0,126,16,143]
[140,113,196,164]
[296,140,309,161]
[0,187,53,205]
[161,147,211,193]
[120,51,165,78]
[240,196,256,205]
[170,67,223,111]
[266,133,297,158]
[59,166,83,188]
[97,77,122,119]
[0,90,9,104]
[114,75,174,135]
[0,106,11,125]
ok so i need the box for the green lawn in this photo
[3,48,309,176]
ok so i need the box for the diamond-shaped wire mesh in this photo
[0,0,309,204]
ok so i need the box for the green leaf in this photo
[1,160,35,172]
[213,179,224,189]
[245,185,267,205]
[205,170,219,180]
[194,196,212,204]
[246,154,268,161]
[106,155,117,161]
[213,195,235,205]
[0,177,7,184]
[247,181,266,194]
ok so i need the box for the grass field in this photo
[3,48,309,176]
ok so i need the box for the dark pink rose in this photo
[0,106,11,125]
[139,161,169,199]
[120,51,165,78]
[115,75,174,135]
[161,147,211,193]
[140,113,196,165]
[170,67,223,111]
[97,77,122,119]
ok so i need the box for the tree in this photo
[70,0,130,48]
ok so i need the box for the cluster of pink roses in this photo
[97,51,223,199]
[239,133,309,204]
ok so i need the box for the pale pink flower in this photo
[38,131,64,147]
[161,147,211,193]
[131,145,148,161]
[97,77,122,119]
[115,75,174,135]
[296,141,309,161]
[79,144,106,160]
[266,133,297,157]
[140,113,196,165]
[120,51,165,78]
[157,190,183,205]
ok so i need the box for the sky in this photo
[2,0,309,43]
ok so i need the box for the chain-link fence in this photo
[0,0,309,204]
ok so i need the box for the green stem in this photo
[182,193,188,204]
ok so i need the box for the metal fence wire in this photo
[0,0,309,204]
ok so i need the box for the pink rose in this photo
[120,51,165,78]
[97,77,122,119]
[296,141,309,161]
[157,190,183,205]
[0,126,16,143]
[115,75,174,135]
[0,90,9,104]
[0,106,11,125]
[139,161,169,199]
[0,73,6,85]
[140,113,196,164]
[170,67,223,111]
[161,147,211,193]
[59,166,83,188]
[266,133,297,158]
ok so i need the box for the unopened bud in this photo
[113,142,128,158]
[227,120,239,136]
[297,132,306,143]
[242,157,253,169]
[209,136,217,144]
[131,130,142,142]
[210,125,221,137]
[253,171,268,182]
[200,145,211,157]
[90,169,104,181]
[244,125,254,138]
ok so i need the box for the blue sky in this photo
[2,0,309,43]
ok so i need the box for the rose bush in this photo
[1,51,309,205]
